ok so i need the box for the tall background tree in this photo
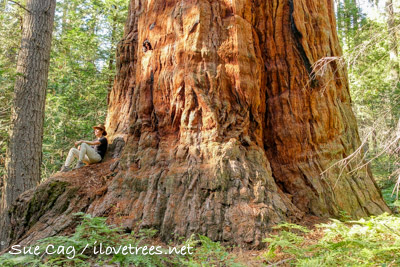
[1,0,56,211]
[385,0,399,82]
[0,0,23,202]
[0,0,56,249]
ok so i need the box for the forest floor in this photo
[0,162,399,266]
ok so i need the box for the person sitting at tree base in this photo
[60,124,108,172]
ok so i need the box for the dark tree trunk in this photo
[0,0,55,250]
[0,0,390,250]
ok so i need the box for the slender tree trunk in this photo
[385,0,399,126]
[61,1,68,36]
[0,0,56,250]
[107,8,117,104]
[344,0,352,45]
[386,0,399,82]
[352,0,359,31]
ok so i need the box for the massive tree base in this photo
[1,141,390,250]
[0,0,391,250]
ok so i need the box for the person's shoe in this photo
[60,165,71,172]
[74,161,85,169]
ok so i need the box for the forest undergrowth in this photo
[0,204,399,266]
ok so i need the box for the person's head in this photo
[93,124,107,138]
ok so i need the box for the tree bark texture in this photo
[0,0,391,250]
[0,0,55,249]
[104,0,390,246]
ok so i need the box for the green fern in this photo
[180,235,244,267]
[262,213,400,266]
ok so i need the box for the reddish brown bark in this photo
[104,0,390,245]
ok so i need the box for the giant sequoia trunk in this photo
[0,0,390,250]
[104,0,390,244]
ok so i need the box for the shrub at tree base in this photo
[0,213,243,267]
[262,213,400,266]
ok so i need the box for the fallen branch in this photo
[391,174,400,199]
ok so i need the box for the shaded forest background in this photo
[0,0,128,178]
[0,0,399,205]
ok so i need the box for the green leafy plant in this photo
[262,223,310,262]
[262,213,400,266]
[179,235,244,267]
[0,213,249,266]
[0,213,173,267]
